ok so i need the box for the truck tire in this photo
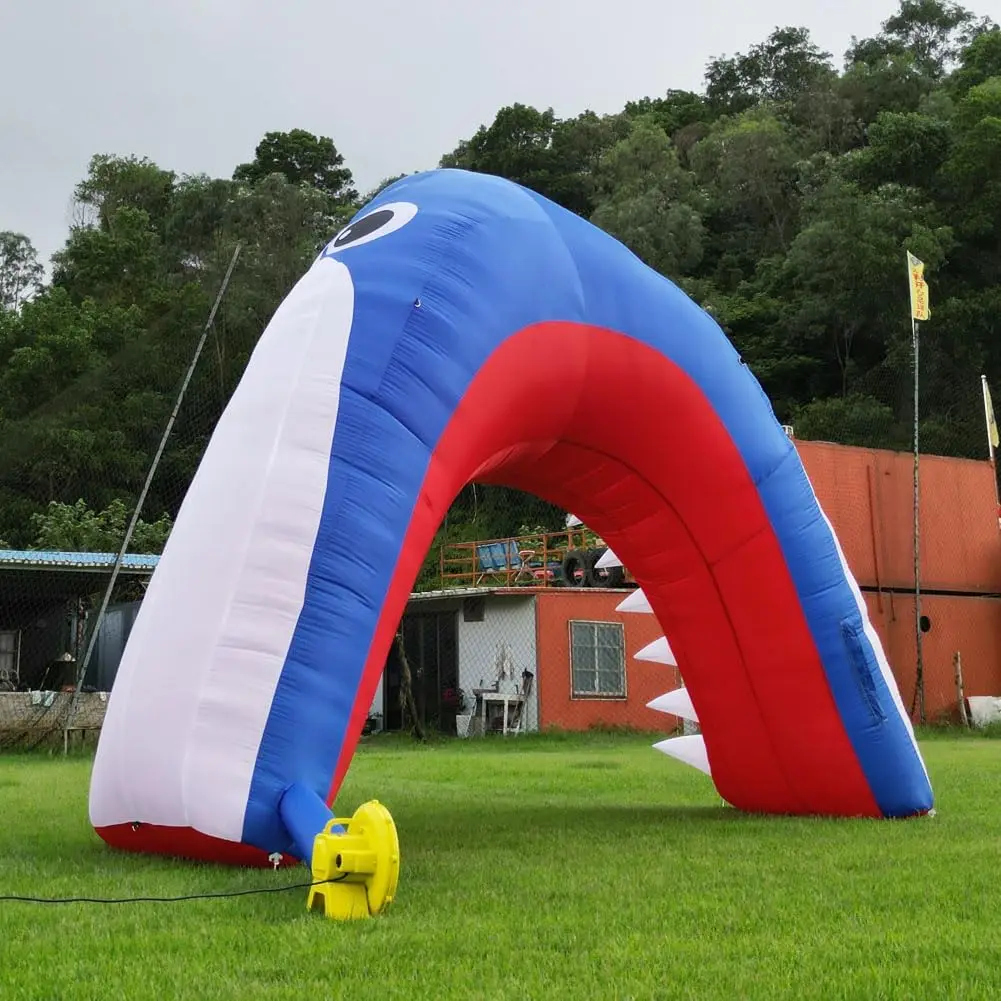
[562,549,589,587]
[586,547,625,587]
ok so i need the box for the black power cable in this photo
[0,873,348,905]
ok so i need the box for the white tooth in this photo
[653,735,712,776]
[646,687,698,722]
[635,636,677,666]
[595,548,622,569]
[616,588,652,614]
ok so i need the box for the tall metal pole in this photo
[63,243,242,751]
[911,316,925,724]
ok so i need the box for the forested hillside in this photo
[0,0,999,550]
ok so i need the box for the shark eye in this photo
[324,201,418,254]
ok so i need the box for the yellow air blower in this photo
[307,800,400,920]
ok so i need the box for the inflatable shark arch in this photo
[89,169,932,866]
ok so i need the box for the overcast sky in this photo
[2,0,904,267]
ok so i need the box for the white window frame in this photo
[569,619,627,700]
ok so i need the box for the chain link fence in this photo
[1,276,997,750]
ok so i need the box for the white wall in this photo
[457,595,538,732]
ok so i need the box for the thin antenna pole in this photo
[63,243,242,751]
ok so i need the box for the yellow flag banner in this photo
[907,250,930,321]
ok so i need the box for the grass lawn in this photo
[1,729,999,1000]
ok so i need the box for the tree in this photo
[792,394,900,447]
[360,174,409,204]
[73,154,177,235]
[441,105,562,195]
[551,110,633,211]
[623,90,712,150]
[0,233,43,311]
[942,77,1001,243]
[774,177,953,405]
[0,289,101,418]
[52,206,164,306]
[689,108,803,277]
[29,498,173,553]
[233,129,357,206]
[846,111,953,190]
[840,48,937,121]
[440,104,628,217]
[163,174,238,267]
[848,0,996,79]
[841,1,996,122]
[705,27,837,114]
[949,27,1001,94]
[590,118,705,276]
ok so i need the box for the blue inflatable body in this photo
[90,169,933,866]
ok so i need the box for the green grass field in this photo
[1,730,999,1000]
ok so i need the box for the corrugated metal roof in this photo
[0,554,629,593]
[0,549,160,572]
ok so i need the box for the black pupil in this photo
[333,209,394,247]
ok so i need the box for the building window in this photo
[0,631,19,689]
[570,620,626,699]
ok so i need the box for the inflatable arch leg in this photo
[89,168,933,868]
